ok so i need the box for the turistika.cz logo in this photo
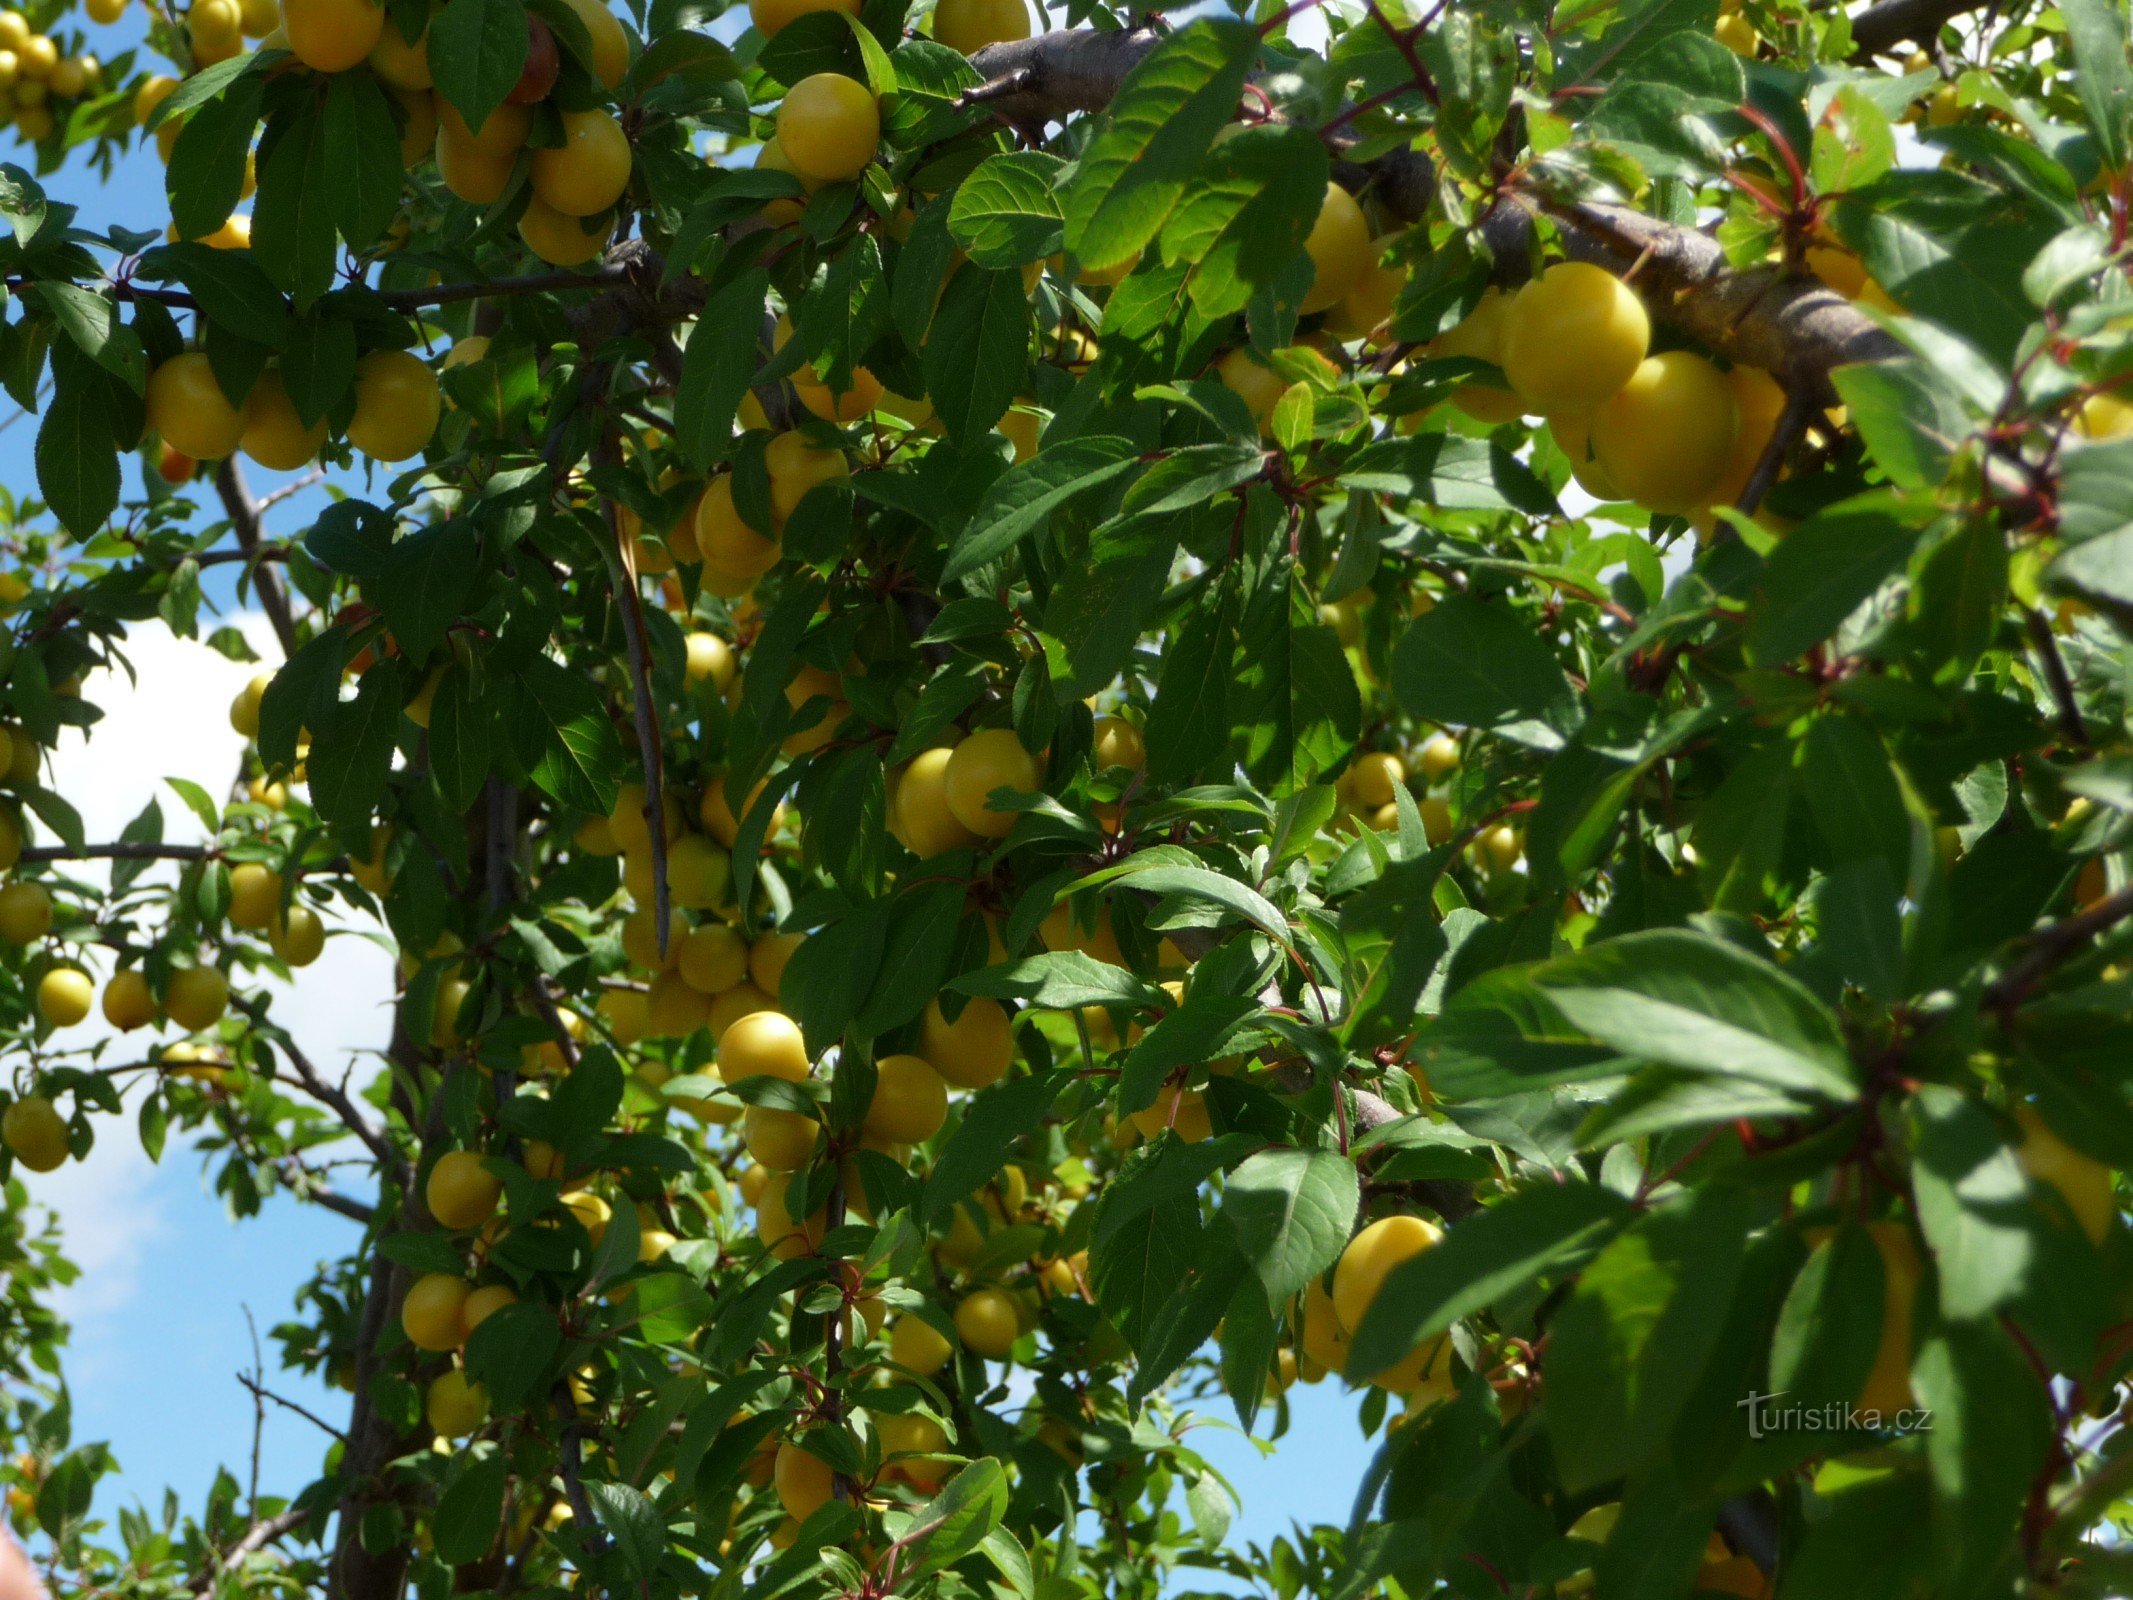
[1737,1391,1936,1440]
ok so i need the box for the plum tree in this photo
[0,0,2128,1595]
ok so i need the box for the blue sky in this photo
[1,7,1379,1581]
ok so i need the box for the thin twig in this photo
[554,1382,610,1556]
[1983,885,2133,1013]
[1733,387,1816,521]
[257,470,325,512]
[214,459,298,657]
[236,1372,351,1444]
[2023,604,2089,748]
[602,485,671,959]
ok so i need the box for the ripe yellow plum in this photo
[518,199,612,266]
[1427,288,1525,424]
[932,0,1030,53]
[889,1312,955,1375]
[954,1286,1022,1358]
[678,921,749,994]
[36,968,92,1027]
[774,1442,833,1521]
[427,1150,502,1230]
[147,353,245,459]
[347,350,440,463]
[279,0,385,74]
[101,969,154,1031]
[1299,181,1370,314]
[1331,1214,1443,1336]
[240,371,327,472]
[2014,1104,2115,1244]
[897,746,982,858]
[764,431,848,525]
[696,476,780,575]
[1589,350,1739,513]
[943,728,1043,838]
[2,1096,68,1171]
[863,1054,949,1144]
[719,1009,811,1081]
[749,0,858,32]
[426,1370,488,1437]
[1500,262,1650,415]
[0,882,49,944]
[918,996,1012,1090]
[530,108,631,216]
[744,1104,819,1170]
[402,1273,472,1351]
[775,73,878,185]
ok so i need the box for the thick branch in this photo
[19,840,210,864]
[1846,0,1984,57]
[214,459,299,658]
[1539,200,1904,400]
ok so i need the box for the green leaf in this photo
[518,654,624,816]
[1390,592,1579,747]
[325,72,405,249]
[375,521,479,662]
[35,381,118,539]
[1083,857,1287,945]
[585,1480,664,1579]
[2063,0,2133,173]
[675,266,769,472]
[1832,361,1972,492]
[922,263,1028,443]
[1799,712,1911,885]
[1543,1187,1755,1493]
[1911,1320,2053,1591]
[1347,1182,1630,1381]
[1743,502,1923,666]
[429,0,530,141]
[1769,1222,1885,1411]
[953,950,1164,1011]
[923,1072,1064,1225]
[1908,1084,2036,1320]
[907,1457,1007,1571]
[1118,992,1258,1114]
[1158,123,1329,319]
[1146,579,1237,783]
[1061,19,1259,273]
[853,878,964,1034]
[948,150,1065,267]
[250,100,338,304]
[138,242,290,348]
[278,309,357,428]
[1233,585,1359,793]
[166,71,263,243]
[944,435,1140,582]
[428,668,491,812]
[433,1453,508,1565]
[307,665,401,826]
[464,1301,561,1410]
[1221,1148,1359,1307]
[1531,929,1859,1100]
[32,283,142,393]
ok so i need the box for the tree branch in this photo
[18,840,211,864]
[958,29,1896,396]
[1846,0,1985,57]
[189,1505,311,1594]
[214,458,299,658]
[1983,885,2133,1012]
[238,1370,350,1444]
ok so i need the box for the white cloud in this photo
[33,618,397,1337]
